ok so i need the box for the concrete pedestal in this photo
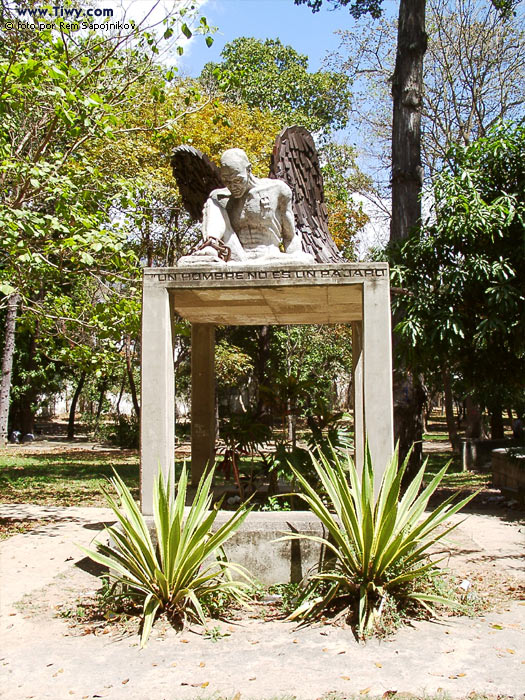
[141,263,394,514]
[351,321,364,469]
[140,285,175,514]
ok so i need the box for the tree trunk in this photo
[422,397,431,433]
[95,378,108,421]
[116,370,127,417]
[390,0,427,481]
[394,371,426,489]
[456,400,466,428]
[490,407,504,439]
[18,400,36,436]
[465,396,483,439]
[124,334,140,417]
[390,0,427,243]
[0,294,20,446]
[256,325,273,422]
[442,368,460,452]
[285,342,297,447]
[19,331,39,436]
[67,371,86,440]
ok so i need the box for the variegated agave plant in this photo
[80,466,251,647]
[280,444,477,637]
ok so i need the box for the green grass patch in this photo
[0,448,270,507]
[423,432,450,441]
[0,451,140,506]
[424,451,491,490]
[0,439,492,508]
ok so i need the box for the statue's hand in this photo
[193,245,220,259]
[191,236,231,262]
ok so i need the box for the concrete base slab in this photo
[144,510,326,585]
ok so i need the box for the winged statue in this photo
[170,126,341,266]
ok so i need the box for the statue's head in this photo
[220,148,253,198]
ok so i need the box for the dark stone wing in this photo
[170,145,224,221]
[269,126,341,263]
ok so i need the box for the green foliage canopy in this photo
[200,37,352,133]
[0,3,215,434]
[391,120,525,407]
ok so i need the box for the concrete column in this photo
[191,323,216,486]
[351,321,364,470]
[362,279,394,486]
[140,285,175,515]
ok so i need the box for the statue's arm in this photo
[201,189,246,261]
[279,182,302,254]
[202,189,231,240]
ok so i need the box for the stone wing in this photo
[170,145,224,221]
[269,126,341,264]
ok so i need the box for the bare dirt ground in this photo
[1,498,524,700]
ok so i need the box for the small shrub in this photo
[281,444,478,637]
[203,624,230,642]
[95,414,139,448]
[260,496,292,512]
[268,582,302,615]
[80,465,252,646]
[115,415,139,448]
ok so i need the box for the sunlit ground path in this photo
[0,500,523,699]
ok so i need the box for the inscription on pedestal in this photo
[150,267,387,283]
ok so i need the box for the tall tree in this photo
[390,0,427,243]
[295,0,428,473]
[391,120,525,428]
[328,0,525,179]
[389,0,427,479]
[298,0,520,471]
[0,1,213,444]
[0,294,19,443]
[423,0,525,172]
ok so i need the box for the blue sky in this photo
[178,0,391,76]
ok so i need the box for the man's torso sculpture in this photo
[178,148,314,266]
